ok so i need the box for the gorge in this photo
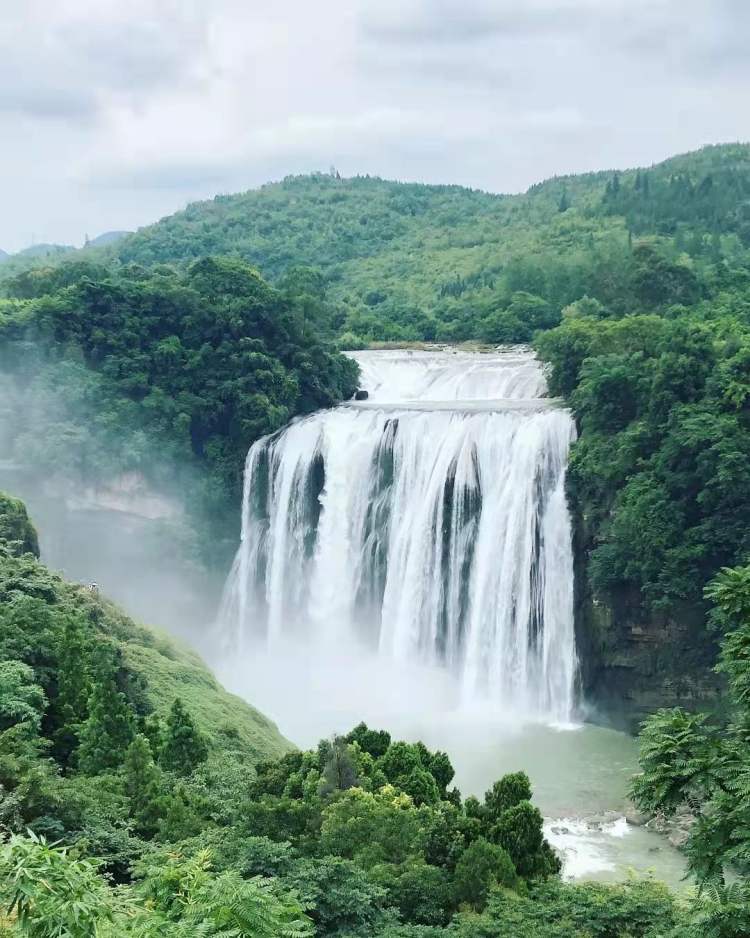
[214,347,686,883]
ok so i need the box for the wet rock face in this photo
[354,389,369,400]
[575,579,722,731]
[569,496,722,731]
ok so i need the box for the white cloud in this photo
[0,0,748,251]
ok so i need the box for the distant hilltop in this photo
[15,243,76,259]
[0,230,132,262]
[86,230,132,247]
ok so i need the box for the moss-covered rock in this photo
[0,491,39,557]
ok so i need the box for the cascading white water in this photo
[219,347,578,722]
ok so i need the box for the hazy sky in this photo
[2,0,749,252]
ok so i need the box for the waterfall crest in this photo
[220,348,578,722]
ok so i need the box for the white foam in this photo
[218,349,578,723]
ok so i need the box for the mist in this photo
[0,363,226,642]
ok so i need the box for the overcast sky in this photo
[1,0,749,252]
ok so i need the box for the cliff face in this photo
[572,517,722,730]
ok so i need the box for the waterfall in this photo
[219,348,578,722]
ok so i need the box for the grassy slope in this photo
[0,494,292,765]
[69,588,292,763]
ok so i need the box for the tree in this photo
[453,837,517,910]
[492,801,561,879]
[484,771,532,821]
[77,649,134,775]
[320,786,427,867]
[123,734,164,836]
[51,615,91,766]
[159,698,208,775]
[378,741,423,785]
[346,722,391,759]
[631,564,750,925]
[319,736,359,794]
[378,860,454,926]
[401,767,440,806]
[428,751,455,793]
[0,660,46,732]
[283,856,387,933]
[0,493,39,558]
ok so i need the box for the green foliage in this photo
[0,494,290,844]
[453,877,680,937]
[0,495,38,559]
[631,564,750,934]
[160,698,208,775]
[0,832,121,936]
[372,860,453,927]
[77,649,135,775]
[484,771,532,820]
[0,662,45,732]
[0,834,314,937]
[453,837,517,910]
[282,856,388,933]
[346,722,392,759]
[492,801,561,880]
[319,785,429,867]
[87,145,747,345]
[537,301,750,615]
[0,258,358,564]
[318,735,360,795]
[136,847,313,937]
[123,734,164,836]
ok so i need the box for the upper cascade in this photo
[346,347,548,403]
[219,347,578,723]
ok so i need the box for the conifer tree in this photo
[77,648,134,774]
[52,614,91,767]
[160,698,207,775]
[140,711,163,760]
[124,733,164,836]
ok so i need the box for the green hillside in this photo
[0,257,358,560]
[112,142,750,343]
[0,493,290,768]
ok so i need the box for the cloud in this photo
[359,0,593,44]
[0,0,749,251]
[0,1,209,122]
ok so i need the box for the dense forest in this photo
[2,493,750,934]
[101,142,750,346]
[0,256,358,558]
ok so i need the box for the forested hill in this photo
[0,257,359,561]
[109,142,750,344]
